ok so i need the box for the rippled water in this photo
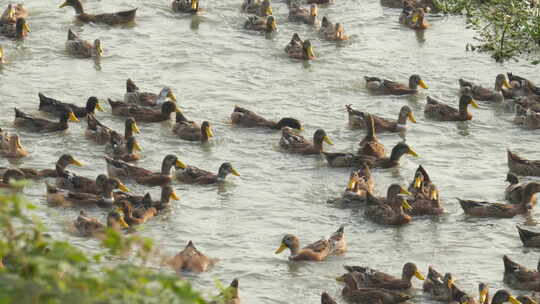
[1,0,539,302]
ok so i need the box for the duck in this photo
[505,173,540,206]
[39,93,103,118]
[124,79,177,107]
[108,99,179,123]
[507,150,540,177]
[0,169,26,189]
[275,226,346,261]
[170,240,217,272]
[424,94,479,121]
[457,198,532,218]
[321,292,338,304]
[86,115,140,145]
[340,262,425,290]
[401,7,429,30]
[32,154,85,179]
[105,154,184,187]
[287,38,316,60]
[517,226,540,248]
[364,184,413,225]
[331,166,374,205]
[365,74,428,95]
[289,3,320,25]
[57,167,129,195]
[14,107,79,132]
[347,105,416,133]
[514,106,540,130]
[172,112,214,142]
[503,255,540,291]
[0,4,28,24]
[506,72,540,98]
[109,136,141,162]
[427,272,457,302]
[0,17,30,39]
[74,210,129,237]
[176,162,240,184]
[422,266,445,293]
[65,28,103,59]
[406,165,443,215]
[171,0,204,14]
[323,142,419,169]
[244,15,277,32]
[458,74,511,103]
[46,178,126,208]
[323,21,348,41]
[0,134,28,158]
[117,200,157,226]
[337,272,412,304]
[114,185,179,212]
[210,278,241,304]
[230,106,302,130]
[280,127,332,154]
[60,0,137,25]
[358,114,386,159]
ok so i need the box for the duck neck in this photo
[72,1,85,14]
[200,126,209,142]
[161,159,174,175]
[156,90,168,106]
[217,167,229,180]
[124,123,133,138]
[389,147,404,162]
[288,242,300,256]
[59,114,70,129]
[458,102,470,120]
[397,111,408,125]
[313,138,324,152]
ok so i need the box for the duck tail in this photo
[516,225,538,244]
[502,255,519,274]
[426,96,438,105]
[126,79,139,93]
[67,28,77,40]
[14,108,29,119]
[344,265,368,273]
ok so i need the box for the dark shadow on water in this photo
[415,29,426,44]
[191,15,201,30]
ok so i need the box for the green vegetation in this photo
[0,186,223,304]
[435,0,540,63]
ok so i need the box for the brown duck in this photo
[346,104,416,133]
[60,0,137,25]
[507,150,540,177]
[108,99,179,123]
[105,154,184,187]
[170,240,217,273]
[230,106,302,130]
[424,94,479,121]
[358,114,386,159]
[275,226,346,261]
[279,127,333,154]
[517,226,540,248]
[337,272,412,304]
[340,262,425,290]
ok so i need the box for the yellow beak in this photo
[131,122,141,134]
[205,126,214,138]
[71,159,84,167]
[271,19,277,30]
[402,199,413,210]
[119,216,129,228]
[275,242,287,254]
[479,290,488,304]
[231,168,240,177]
[408,112,417,123]
[447,278,454,288]
[95,102,104,112]
[509,296,522,304]
[400,188,412,196]
[16,138,24,150]
[133,141,142,152]
[7,9,14,20]
[174,106,181,113]
[408,148,419,157]
[0,47,3,59]
[307,46,316,58]
[414,270,425,280]
[418,79,428,89]
[411,14,419,23]
[59,2,69,8]
[414,176,422,188]
[266,6,273,16]
[191,0,198,10]
[23,23,31,33]
[470,99,480,109]
[323,135,333,145]
[170,191,180,201]
[68,112,79,122]
[503,79,512,89]
[336,275,346,282]
[347,176,356,191]
[97,45,104,57]
[175,160,187,169]
[168,92,177,102]
[118,182,130,193]
[430,189,438,200]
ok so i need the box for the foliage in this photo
[0,187,208,304]
[435,0,540,63]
